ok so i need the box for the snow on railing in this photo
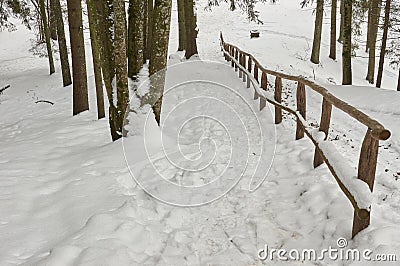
[220,32,390,238]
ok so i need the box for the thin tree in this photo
[330,0,337,59]
[87,0,105,119]
[366,0,372,52]
[114,0,129,138]
[149,0,172,125]
[67,0,89,115]
[342,0,352,85]
[376,0,391,88]
[184,0,198,59]
[127,0,145,77]
[38,0,55,75]
[338,0,344,42]
[52,0,71,86]
[366,0,381,84]
[48,0,57,40]
[311,0,324,64]
[177,0,186,51]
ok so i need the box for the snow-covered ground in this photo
[1,0,399,265]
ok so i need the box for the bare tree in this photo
[376,0,391,88]
[342,0,352,85]
[330,0,337,59]
[311,0,324,64]
[53,0,71,86]
[67,0,89,115]
[38,0,55,75]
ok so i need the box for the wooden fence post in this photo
[352,129,379,238]
[314,98,332,167]
[242,54,246,83]
[247,57,252,88]
[254,64,259,83]
[260,71,267,111]
[261,72,267,91]
[296,82,306,140]
[274,77,283,124]
[239,53,243,78]
[225,45,229,61]
[231,47,235,68]
[235,50,239,72]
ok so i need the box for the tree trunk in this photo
[366,0,372,52]
[184,0,198,59]
[329,0,337,60]
[366,0,380,84]
[39,0,55,75]
[149,0,172,125]
[128,0,144,77]
[311,0,324,64]
[114,0,129,139]
[376,0,390,88]
[94,0,119,140]
[87,0,105,119]
[177,0,186,51]
[49,0,57,40]
[53,0,71,86]
[397,68,400,91]
[145,0,153,61]
[342,0,352,85]
[338,0,344,42]
[67,0,89,115]
[143,0,148,63]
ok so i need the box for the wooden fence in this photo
[220,33,391,238]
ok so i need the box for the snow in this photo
[1,0,400,265]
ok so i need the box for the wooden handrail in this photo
[221,35,390,141]
[220,32,390,238]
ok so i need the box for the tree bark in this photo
[53,0,71,86]
[128,0,144,77]
[94,0,120,140]
[47,0,57,41]
[376,0,390,88]
[87,0,105,119]
[149,0,172,125]
[145,0,153,61]
[67,0,89,115]
[39,0,55,75]
[329,0,337,60]
[338,0,344,42]
[366,0,380,84]
[177,0,186,51]
[49,0,57,40]
[184,0,198,59]
[342,0,352,85]
[311,0,324,64]
[366,0,372,52]
[114,0,129,139]
[397,68,400,91]
[143,0,148,63]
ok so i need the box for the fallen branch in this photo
[0,84,10,94]
[35,100,54,105]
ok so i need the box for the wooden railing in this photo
[220,33,391,238]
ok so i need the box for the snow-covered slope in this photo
[1,0,399,265]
